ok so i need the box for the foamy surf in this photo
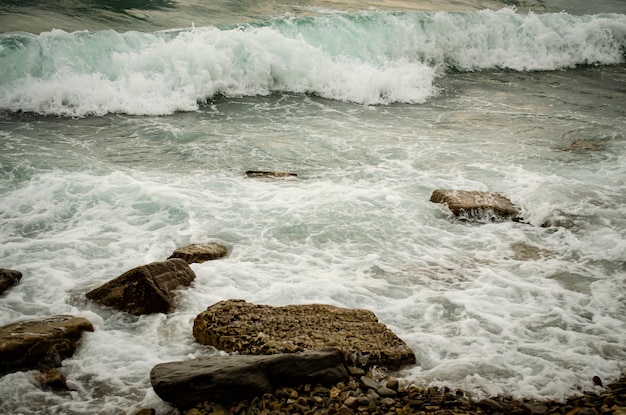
[0,8,625,116]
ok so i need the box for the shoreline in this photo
[180,372,626,415]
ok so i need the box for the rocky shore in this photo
[181,371,626,415]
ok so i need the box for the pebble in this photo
[182,373,626,415]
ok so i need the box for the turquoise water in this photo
[0,1,625,414]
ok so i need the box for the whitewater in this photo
[1,9,625,116]
[0,1,625,414]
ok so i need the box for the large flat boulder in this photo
[85,258,195,315]
[0,268,22,295]
[0,315,93,375]
[193,300,416,370]
[430,189,522,222]
[168,243,228,264]
[150,349,348,408]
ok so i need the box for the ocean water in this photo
[1,0,625,414]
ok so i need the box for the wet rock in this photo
[85,258,195,315]
[35,368,69,391]
[245,170,297,178]
[570,141,605,151]
[478,397,507,413]
[0,268,22,295]
[593,376,603,387]
[150,349,348,409]
[193,299,416,370]
[0,315,93,374]
[430,189,522,222]
[510,242,553,260]
[183,372,626,415]
[523,402,549,414]
[168,243,228,264]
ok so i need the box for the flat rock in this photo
[85,258,195,315]
[168,243,228,264]
[0,268,22,295]
[150,349,348,408]
[0,315,93,375]
[193,300,416,370]
[430,189,522,222]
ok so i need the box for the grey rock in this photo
[359,376,380,391]
[150,349,349,408]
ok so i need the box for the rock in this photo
[477,398,506,413]
[245,171,297,178]
[386,377,399,391]
[85,258,195,315]
[0,315,93,374]
[523,402,549,414]
[359,376,380,391]
[593,376,603,387]
[430,189,522,222]
[510,242,553,260]
[168,243,228,264]
[0,268,22,295]
[570,141,605,151]
[192,299,416,370]
[150,349,349,408]
[35,368,69,391]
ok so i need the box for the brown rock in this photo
[150,349,349,408]
[85,258,195,315]
[478,398,506,413]
[192,300,416,370]
[35,368,69,391]
[430,189,522,222]
[0,315,93,374]
[523,402,549,414]
[0,268,22,295]
[168,243,228,264]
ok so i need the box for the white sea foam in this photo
[0,9,624,116]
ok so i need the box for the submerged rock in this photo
[85,258,195,315]
[430,189,522,222]
[168,243,228,264]
[569,141,605,151]
[510,242,553,260]
[0,268,22,295]
[150,349,348,408]
[245,170,297,178]
[193,299,416,370]
[0,315,93,375]
[35,368,70,391]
